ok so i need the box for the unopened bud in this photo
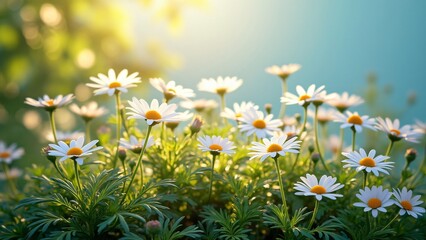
[294,113,301,123]
[166,121,179,131]
[264,103,272,115]
[308,145,315,154]
[146,220,161,235]
[190,117,203,136]
[118,147,127,162]
[41,146,56,164]
[311,152,320,164]
[405,148,417,164]
[128,160,136,172]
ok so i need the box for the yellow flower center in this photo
[367,197,382,209]
[235,113,242,118]
[390,129,401,135]
[216,87,227,95]
[209,144,223,151]
[145,110,162,120]
[347,115,363,125]
[252,119,266,129]
[67,147,83,156]
[0,152,10,158]
[267,143,283,152]
[400,200,413,211]
[310,185,327,194]
[299,94,311,101]
[46,99,55,106]
[359,157,376,167]
[108,81,122,89]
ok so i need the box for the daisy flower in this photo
[354,186,394,218]
[249,135,301,162]
[413,119,426,135]
[120,135,155,154]
[239,107,283,138]
[149,78,195,102]
[281,84,326,106]
[87,69,141,96]
[126,98,182,126]
[294,174,344,201]
[341,148,393,176]
[198,76,243,96]
[0,141,24,164]
[198,135,235,156]
[46,131,84,144]
[326,92,364,112]
[308,108,337,124]
[25,94,74,111]
[70,101,107,122]
[0,168,22,180]
[48,136,103,165]
[180,99,218,113]
[376,117,420,143]
[265,64,301,80]
[334,111,376,132]
[165,111,194,131]
[393,187,425,218]
[220,101,259,121]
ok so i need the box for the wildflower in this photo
[405,148,417,164]
[146,220,161,235]
[281,84,326,106]
[249,135,301,162]
[326,92,364,112]
[308,108,337,124]
[189,117,203,135]
[46,131,85,144]
[341,148,393,176]
[413,119,426,135]
[220,101,259,121]
[294,174,344,201]
[120,135,155,154]
[334,111,376,132]
[198,76,243,96]
[70,101,107,122]
[393,187,425,218]
[0,141,24,164]
[127,98,182,126]
[376,117,420,143]
[354,186,394,218]
[48,136,103,165]
[25,94,74,111]
[265,63,301,80]
[198,135,235,156]
[0,168,22,180]
[180,99,218,113]
[165,111,194,131]
[239,107,282,138]
[87,69,141,96]
[149,78,195,102]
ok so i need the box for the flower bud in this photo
[190,117,203,136]
[41,146,56,164]
[166,121,179,131]
[146,220,161,235]
[405,148,417,165]
[264,103,272,115]
[118,147,127,162]
[311,152,320,164]
[308,145,315,154]
[294,113,301,123]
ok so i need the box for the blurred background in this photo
[1,0,425,167]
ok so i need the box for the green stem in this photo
[381,214,399,231]
[1,162,18,196]
[85,121,91,143]
[53,161,68,179]
[385,140,394,156]
[120,107,130,135]
[299,106,308,135]
[314,106,330,174]
[308,200,319,229]
[351,127,356,152]
[279,79,288,119]
[121,125,153,204]
[113,93,122,168]
[220,94,226,125]
[73,160,82,193]
[208,154,217,203]
[335,128,345,162]
[273,157,289,217]
[363,171,368,188]
[48,110,58,143]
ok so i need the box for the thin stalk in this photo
[85,121,91,143]
[73,160,82,193]
[308,200,319,229]
[48,110,58,143]
[2,162,18,196]
[113,93,122,168]
[385,140,394,156]
[53,161,68,179]
[381,214,399,231]
[299,106,308,135]
[335,128,345,161]
[207,154,218,202]
[121,125,153,203]
[314,106,330,174]
[363,171,368,188]
[351,127,356,151]
[120,107,130,135]
[279,79,288,119]
[220,94,226,125]
[273,156,289,217]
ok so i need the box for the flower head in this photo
[326,92,364,112]
[48,136,103,165]
[150,78,195,102]
[308,108,337,124]
[25,94,74,111]
[46,131,84,144]
[376,117,420,143]
[393,187,425,218]
[281,84,326,106]
[413,119,426,135]
[198,135,235,156]
[120,135,155,154]
[87,69,141,96]
[0,141,24,164]
[354,186,394,218]
[294,174,344,201]
[265,64,301,80]
[239,107,282,138]
[180,99,218,112]
[249,135,301,162]
[221,101,259,121]
[198,76,243,96]
[70,101,107,122]
[127,98,182,126]
[334,111,376,132]
[341,148,393,176]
